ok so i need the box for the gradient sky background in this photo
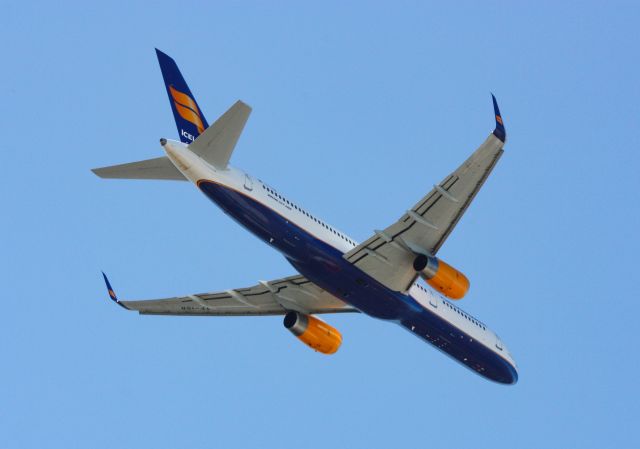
[2,1,639,448]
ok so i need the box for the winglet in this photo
[101,272,129,310]
[491,94,506,142]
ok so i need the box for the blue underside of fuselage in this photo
[198,180,517,384]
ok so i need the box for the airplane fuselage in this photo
[164,140,518,384]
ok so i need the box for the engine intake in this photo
[283,311,342,354]
[413,254,470,300]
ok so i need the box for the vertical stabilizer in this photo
[156,49,209,144]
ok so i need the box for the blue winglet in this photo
[101,272,129,309]
[491,94,506,142]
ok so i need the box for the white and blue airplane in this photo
[95,49,517,384]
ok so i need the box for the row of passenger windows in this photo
[260,183,356,246]
[443,300,486,330]
[416,283,486,330]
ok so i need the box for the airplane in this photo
[94,49,518,384]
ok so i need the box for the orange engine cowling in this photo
[413,254,470,300]
[283,311,342,354]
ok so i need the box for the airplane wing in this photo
[101,272,357,316]
[343,96,507,292]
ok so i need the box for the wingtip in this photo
[101,272,131,310]
[491,93,506,142]
[101,271,119,303]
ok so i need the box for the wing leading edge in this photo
[343,96,507,292]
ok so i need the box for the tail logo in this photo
[169,85,205,135]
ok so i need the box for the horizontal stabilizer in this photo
[189,100,252,169]
[91,156,186,181]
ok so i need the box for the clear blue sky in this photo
[2,1,639,448]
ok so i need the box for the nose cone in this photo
[484,354,518,385]
[496,346,519,385]
[500,360,519,385]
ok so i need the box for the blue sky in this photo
[2,1,639,448]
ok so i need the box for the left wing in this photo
[101,272,357,316]
[343,96,506,292]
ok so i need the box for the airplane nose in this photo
[499,352,519,385]
[490,357,518,385]
[504,362,519,384]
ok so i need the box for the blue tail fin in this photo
[156,49,209,144]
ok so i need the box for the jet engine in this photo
[283,311,342,354]
[413,254,469,300]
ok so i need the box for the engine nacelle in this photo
[413,254,470,300]
[283,311,342,354]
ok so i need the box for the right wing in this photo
[101,273,357,316]
[343,96,507,292]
